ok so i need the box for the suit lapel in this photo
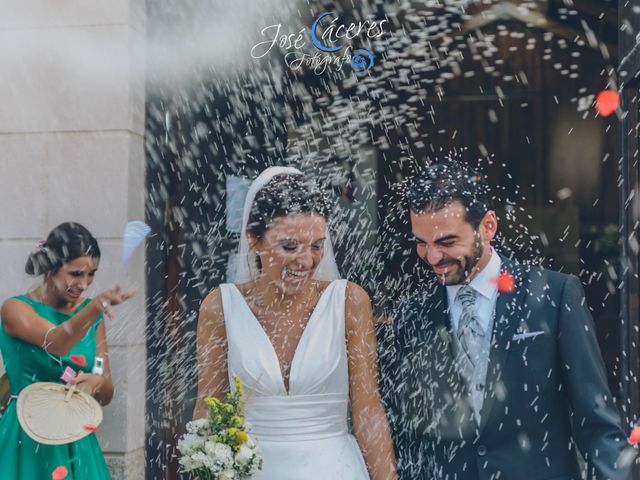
[429,285,464,377]
[421,284,458,382]
[478,256,529,434]
[430,283,449,331]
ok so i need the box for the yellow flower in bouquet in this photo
[203,375,250,452]
[230,416,243,428]
[177,375,262,478]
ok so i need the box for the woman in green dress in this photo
[0,222,136,479]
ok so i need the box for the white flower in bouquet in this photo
[178,453,203,472]
[187,451,211,471]
[186,418,210,436]
[234,444,253,466]
[235,439,263,478]
[219,469,236,480]
[178,432,205,455]
[199,452,225,473]
[205,441,234,466]
[246,444,263,476]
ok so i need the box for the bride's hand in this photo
[93,285,137,319]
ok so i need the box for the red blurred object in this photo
[70,355,87,367]
[84,424,99,433]
[628,426,640,445]
[52,466,68,480]
[493,272,516,293]
[595,90,620,117]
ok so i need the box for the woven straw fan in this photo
[17,382,103,445]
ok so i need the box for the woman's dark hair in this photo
[247,173,330,240]
[408,160,492,229]
[25,222,100,276]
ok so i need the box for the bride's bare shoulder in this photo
[315,280,332,292]
[233,281,252,298]
[345,281,370,304]
[199,287,224,322]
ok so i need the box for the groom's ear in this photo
[480,210,498,241]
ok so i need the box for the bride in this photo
[194,166,397,479]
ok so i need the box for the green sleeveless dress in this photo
[0,295,111,479]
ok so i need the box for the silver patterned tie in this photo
[456,285,484,370]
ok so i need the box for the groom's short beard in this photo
[440,241,484,285]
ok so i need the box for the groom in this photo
[390,161,633,479]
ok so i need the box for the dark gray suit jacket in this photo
[388,256,633,480]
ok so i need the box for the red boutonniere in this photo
[492,272,516,293]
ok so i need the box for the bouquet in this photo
[178,376,262,480]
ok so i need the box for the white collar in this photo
[446,248,502,301]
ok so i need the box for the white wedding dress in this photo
[220,279,370,480]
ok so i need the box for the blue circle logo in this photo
[351,49,374,74]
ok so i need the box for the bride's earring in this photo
[251,247,263,273]
[247,242,261,276]
[246,230,265,277]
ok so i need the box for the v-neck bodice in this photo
[220,280,349,396]
[219,279,370,478]
[228,282,336,395]
[220,279,349,397]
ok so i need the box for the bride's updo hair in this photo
[25,222,101,276]
[248,173,330,240]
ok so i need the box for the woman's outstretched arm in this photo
[1,286,135,357]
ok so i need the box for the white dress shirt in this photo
[446,248,501,332]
